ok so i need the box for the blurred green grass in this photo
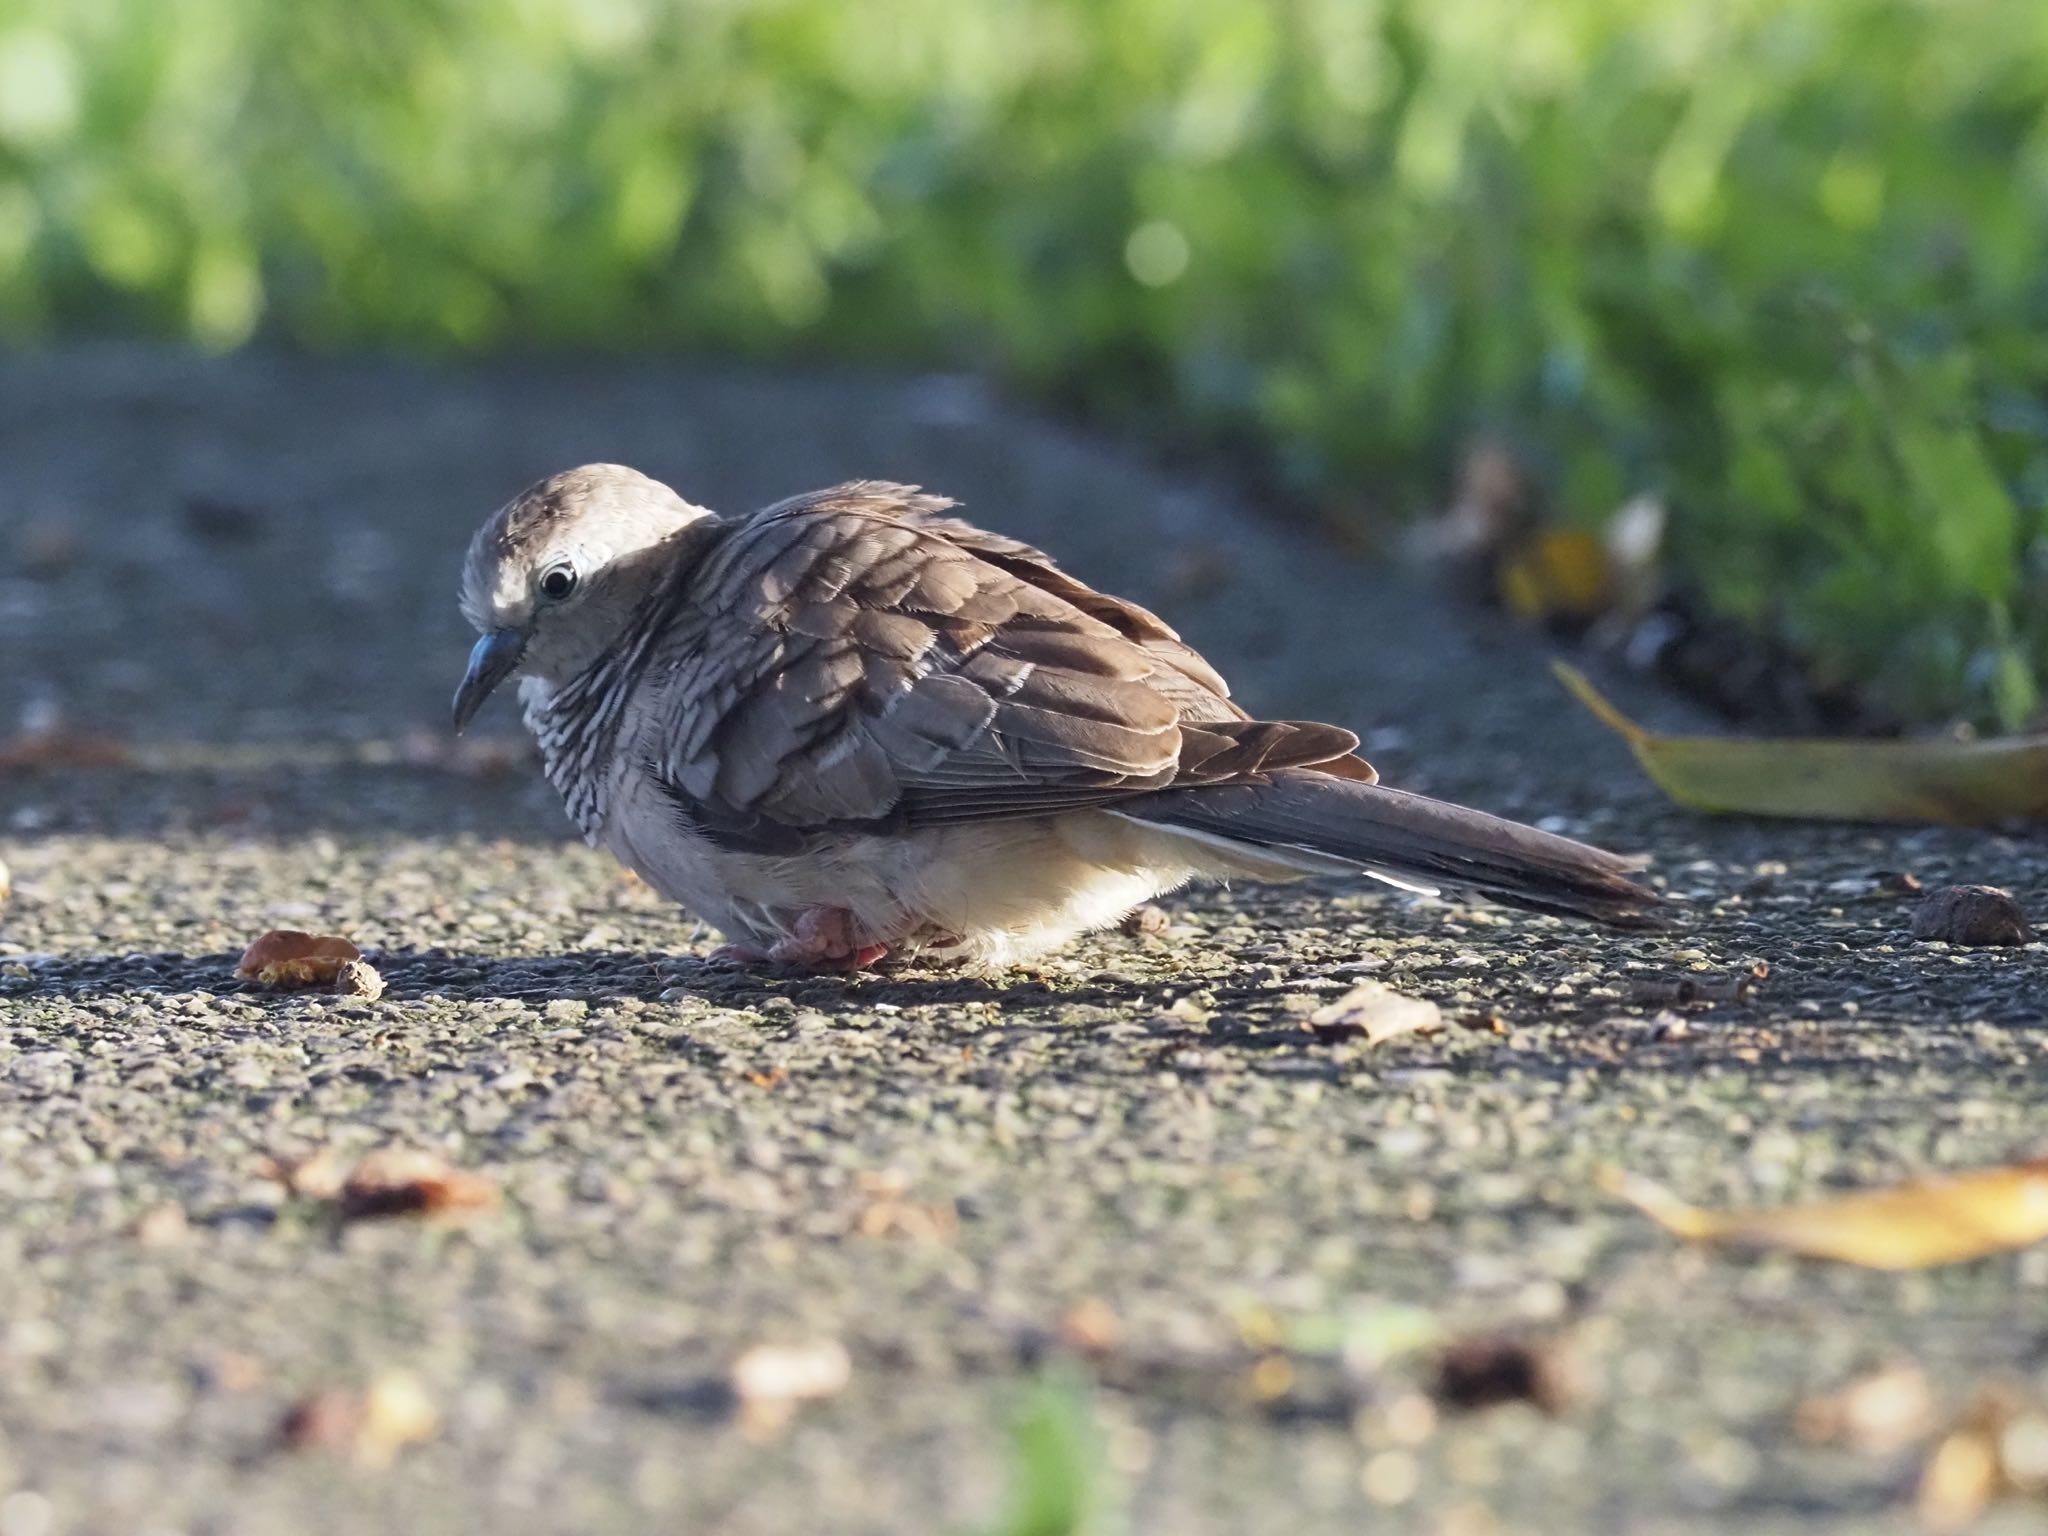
[4,0,2046,726]
[980,1374,1108,1536]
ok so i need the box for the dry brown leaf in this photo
[236,930,362,990]
[1604,1161,2048,1269]
[1795,1363,1936,1454]
[1310,982,1441,1044]
[338,1148,498,1221]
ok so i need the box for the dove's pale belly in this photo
[602,772,1221,967]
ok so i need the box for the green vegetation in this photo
[4,0,2044,725]
[981,1375,1108,1536]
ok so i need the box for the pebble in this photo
[333,959,387,1000]
[1910,885,2032,947]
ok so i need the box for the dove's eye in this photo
[538,565,579,602]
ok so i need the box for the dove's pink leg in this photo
[712,908,889,971]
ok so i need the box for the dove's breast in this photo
[597,763,1210,967]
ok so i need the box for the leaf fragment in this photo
[236,930,362,989]
[1309,982,1441,1043]
[338,1148,499,1221]
[1604,1161,2048,1269]
[1554,662,2048,823]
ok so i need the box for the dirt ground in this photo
[2,347,2045,1535]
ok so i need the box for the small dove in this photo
[454,465,1661,970]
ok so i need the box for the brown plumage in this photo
[454,466,1663,969]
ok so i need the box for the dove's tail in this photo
[1119,768,1666,927]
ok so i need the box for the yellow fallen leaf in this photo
[1499,529,1612,623]
[1554,662,2048,823]
[1602,1161,2048,1269]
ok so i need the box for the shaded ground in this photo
[2,348,2045,1536]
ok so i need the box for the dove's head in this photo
[453,463,710,729]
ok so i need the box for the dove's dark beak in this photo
[452,627,528,732]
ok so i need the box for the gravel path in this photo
[3,348,2045,1536]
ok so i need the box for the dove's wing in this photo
[643,483,1365,852]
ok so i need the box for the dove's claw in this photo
[704,907,892,972]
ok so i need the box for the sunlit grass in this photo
[3,0,2044,724]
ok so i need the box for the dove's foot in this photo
[712,909,891,972]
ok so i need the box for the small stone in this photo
[1119,904,1172,937]
[276,1371,437,1467]
[730,1339,851,1438]
[259,1148,347,1201]
[358,1370,440,1465]
[277,1389,362,1455]
[1910,886,2031,947]
[332,959,386,1000]
[1796,1363,1935,1454]
[7,1050,76,1096]
[1057,1297,1118,1356]
[1628,961,1768,1008]
[133,1202,189,1247]
[1434,1333,1576,1415]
